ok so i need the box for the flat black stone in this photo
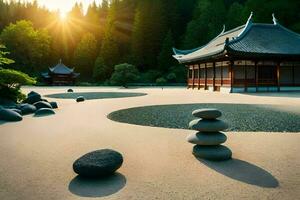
[192,109,222,119]
[193,145,232,161]
[0,109,23,122]
[189,119,229,132]
[187,132,227,145]
[73,149,123,178]
[50,102,58,109]
[33,101,52,109]
[68,89,74,93]
[10,109,22,115]
[76,96,86,102]
[34,108,55,116]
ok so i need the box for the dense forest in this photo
[0,0,300,84]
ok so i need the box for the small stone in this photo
[187,132,227,145]
[189,119,228,132]
[68,89,74,93]
[19,104,36,115]
[73,149,123,178]
[34,108,55,116]
[193,145,232,161]
[50,102,58,109]
[76,96,85,102]
[33,101,52,109]
[0,109,23,122]
[192,109,222,119]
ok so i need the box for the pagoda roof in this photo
[49,61,74,75]
[173,13,300,64]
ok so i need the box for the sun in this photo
[59,10,68,21]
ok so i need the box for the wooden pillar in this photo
[198,64,201,89]
[205,63,208,90]
[277,62,280,92]
[255,61,258,92]
[213,62,216,91]
[192,65,195,89]
[230,61,234,92]
[186,66,189,89]
[221,65,223,86]
[244,65,248,92]
[292,65,295,86]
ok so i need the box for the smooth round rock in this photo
[193,145,232,161]
[192,109,222,119]
[68,89,74,93]
[33,101,52,109]
[189,119,228,132]
[34,108,55,116]
[50,102,58,109]
[10,109,22,115]
[187,132,227,145]
[41,99,49,102]
[19,104,36,115]
[73,149,123,178]
[25,91,42,104]
[0,109,23,121]
[76,96,85,102]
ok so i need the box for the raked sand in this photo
[0,87,300,200]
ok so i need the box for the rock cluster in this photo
[0,91,59,122]
[73,149,123,178]
[188,109,232,161]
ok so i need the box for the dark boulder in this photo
[0,108,23,122]
[76,96,85,102]
[25,91,42,104]
[68,89,74,93]
[33,101,52,110]
[19,104,36,115]
[34,108,55,117]
[50,102,58,109]
[73,149,123,178]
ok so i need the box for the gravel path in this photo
[45,92,147,100]
[108,103,300,132]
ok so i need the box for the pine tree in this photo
[158,30,175,72]
[73,33,98,78]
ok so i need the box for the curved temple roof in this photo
[173,13,300,64]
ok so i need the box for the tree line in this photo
[0,0,299,84]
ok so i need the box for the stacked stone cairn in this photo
[188,109,232,161]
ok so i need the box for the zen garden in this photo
[1,0,300,199]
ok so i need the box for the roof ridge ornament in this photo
[247,12,253,25]
[272,13,278,25]
[221,24,226,34]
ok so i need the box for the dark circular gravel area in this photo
[45,92,147,100]
[108,104,300,132]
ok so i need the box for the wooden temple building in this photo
[42,60,80,85]
[173,13,300,92]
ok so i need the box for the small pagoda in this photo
[42,60,80,85]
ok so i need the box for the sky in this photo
[6,0,103,14]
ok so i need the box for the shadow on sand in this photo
[199,158,279,188]
[69,173,126,198]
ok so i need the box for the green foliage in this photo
[156,77,167,85]
[139,70,162,83]
[73,33,98,78]
[0,44,14,65]
[0,20,51,74]
[93,56,110,82]
[0,68,36,102]
[110,63,140,87]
